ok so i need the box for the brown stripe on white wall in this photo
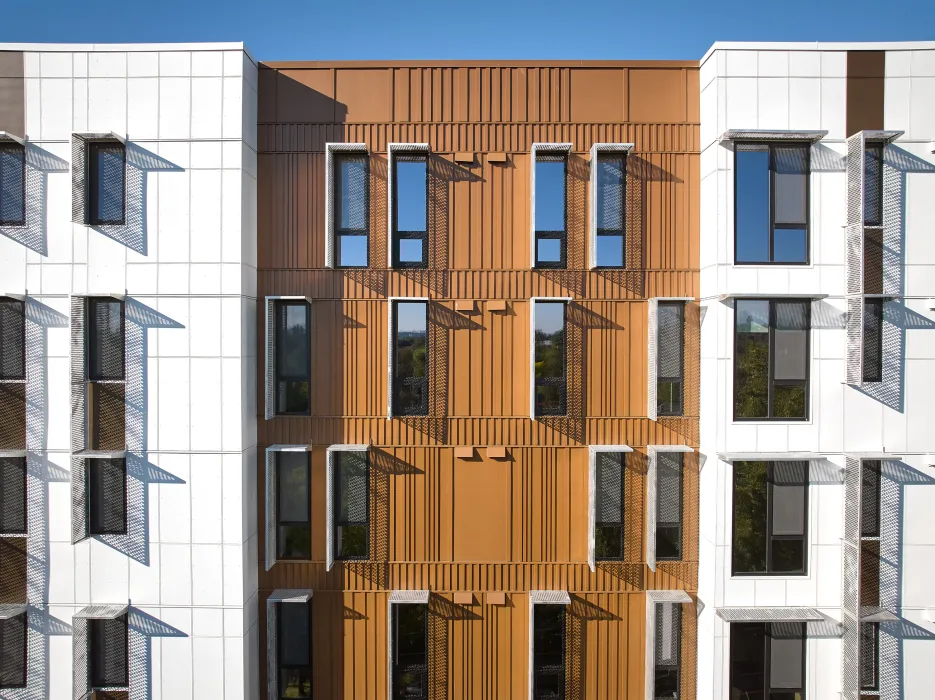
[0,52,24,137]
[846,50,885,137]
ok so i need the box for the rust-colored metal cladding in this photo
[257,59,699,699]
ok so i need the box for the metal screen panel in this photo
[587,449,596,571]
[719,129,827,143]
[845,132,866,388]
[71,456,88,543]
[530,144,573,269]
[71,135,87,225]
[264,297,274,420]
[846,296,864,387]
[266,595,279,700]
[324,143,368,268]
[715,607,822,622]
[265,448,276,572]
[386,144,429,268]
[326,449,334,571]
[71,296,86,452]
[647,299,658,421]
[842,456,862,700]
[646,447,657,570]
[73,614,88,698]
[588,143,634,270]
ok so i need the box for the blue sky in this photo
[2,0,933,61]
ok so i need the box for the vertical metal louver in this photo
[841,456,862,700]
[71,135,88,225]
[845,132,866,387]
[265,448,277,572]
[647,299,658,421]
[72,615,88,698]
[70,296,87,452]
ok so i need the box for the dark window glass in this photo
[595,452,624,560]
[534,302,566,416]
[275,301,310,415]
[335,154,369,268]
[334,451,368,560]
[0,457,26,535]
[0,611,26,688]
[860,621,879,691]
[0,298,25,381]
[277,451,310,560]
[535,155,567,268]
[730,622,805,699]
[393,603,427,700]
[88,142,125,226]
[90,615,128,688]
[657,302,684,416]
[654,603,681,700]
[656,452,683,561]
[88,299,124,382]
[862,299,883,383]
[393,301,428,416]
[734,299,809,421]
[393,155,428,268]
[735,143,809,264]
[279,601,312,699]
[861,460,881,539]
[864,143,884,228]
[0,143,26,226]
[732,461,808,575]
[88,458,126,535]
[533,604,565,700]
[596,155,626,268]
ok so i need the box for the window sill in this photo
[728,573,811,581]
[731,419,813,426]
[731,262,813,268]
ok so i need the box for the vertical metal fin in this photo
[266,597,279,700]
[265,449,276,572]
[72,614,88,698]
[326,449,334,571]
[647,299,658,421]
[589,143,598,269]
[842,456,862,700]
[265,297,275,420]
[846,296,864,387]
[587,449,596,572]
[845,132,867,387]
[530,144,537,269]
[71,456,88,544]
[70,296,86,453]
[387,300,395,419]
[646,446,657,571]
[325,145,335,268]
[71,135,87,225]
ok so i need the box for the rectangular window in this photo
[392,603,427,700]
[732,461,808,575]
[278,601,312,699]
[277,452,310,560]
[88,298,124,382]
[864,143,884,228]
[392,301,428,416]
[653,602,681,700]
[88,141,126,226]
[657,302,685,416]
[595,452,625,560]
[334,451,369,560]
[595,154,626,268]
[861,460,881,539]
[392,154,428,268]
[89,615,128,688]
[87,458,127,535]
[860,621,879,692]
[656,451,683,561]
[734,299,809,421]
[275,301,310,415]
[735,143,809,264]
[0,456,26,535]
[535,154,567,268]
[0,143,26,227]
[533,604,565,700]
[534,301,566,416]
[730,622,805,700]
[0,297,25,380]
[335,154,369,268]
[862,299,883,383]
[0,611,26,689]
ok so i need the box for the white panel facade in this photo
[0,43,258,700]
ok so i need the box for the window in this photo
[735,143,809,264]
[334,451,368,560]
[734,299,809,421]
[534,153,567,268]
[657,302,684,416]
[732,461,808,575]
[275,301,310,415]
[0,297,25,381]
[0,456,26,535]
[533,604,565,700]
[653,603,681,700]
[0,143,25,227]
[861,460,881,539]
[392,603,427,700]
[89,615,128,689]
[594,452,625,560]
[864,143,884,228]
[595,154,626,268]
[278,601,312,699]
[335,154,369,268]
[392,301,428,416]
[860,621,879,692]
[277,452,310,560]
[87,298,125,452]
[88,141,126,226]
[392,153,428,268]
[656,452,683,561]
[87,458,127,536]
[0,611,26,689]
[534,301,566,417]
[862,299,883,383]
[730,622,805,700]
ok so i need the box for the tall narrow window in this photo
[0,456,26,535]
[278,601,312,698]
[534,154,567,268]
[656,452,683,561]
[392,603,427,700]
[88,141,126,226]
[595,154,626,268]
[275,300,310,416]
[653,603,681,699]
[732,461,808,575]
[534,301,566,416]
[864,143,884,228]
[0,143,26,227]
[595,452,625,560]
[392,301,428,416]
[334,451,368,560]
[533,604,565,700]
[392,154,428,268]
[734,299,809,420]
[89,615,128,689]
[735,143,809,264]
[862,299,883,383]
[87,458,126,535]
[730,622,805,700]
[335,154,369,268]
[87,298,125,452]
[0,610,26,689]
[277,452,310,560]
[860,621,879,693]
[657,302,684,416]
[861,460,881,538]
[0,297,25,381]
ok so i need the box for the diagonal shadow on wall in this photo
[0,145,68,257]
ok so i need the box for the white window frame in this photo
[264,295,312,420]
[387,143,430,268]
[645,445,693,571]
[587,445,633,571]
[589,143,634,269]
[645,590,691,700]
[266,589,313,700]
[529,297,572,420]
[325,443,370,571]
[387,589,430,700]
[387,296,429,419]
[646,297,692,421]
[528,590,571,700]
[265,444,312,571]
[325,142,369,268]
[530,143,573,269]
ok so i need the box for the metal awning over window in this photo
[74,604,128,619]
[0,131,25,145]
[717,452,821,461]
[646,445,693,571]
[859,606,899,623]
[717,292,828,301]
[718,129,827,144]
[715,607,823,622]
[587,445,633,571]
